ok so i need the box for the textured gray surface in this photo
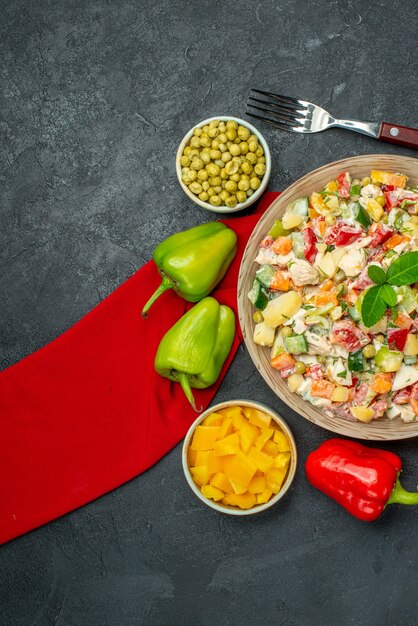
[1,0,418,624]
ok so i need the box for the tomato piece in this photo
[387,328,408,351]
[336,171,351,198]
[303,227,318,263]
[330,321,370,352]
[368,222,393,248]
[324,222,362,246]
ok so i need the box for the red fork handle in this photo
[379,122,418,149]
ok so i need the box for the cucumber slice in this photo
[291,232,305,259]
[284,334,308,355]
[255,265,275,289]
[351,202,371,228]
[248,279,269,310]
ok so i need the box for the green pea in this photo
[202,180,210,191]
[221,151,232,163]
[225,160,239,176]
[199,191,209,202]
[246,152,257,165]
[213,185,222,194]
[191,157,204,171]
[187,170,197,182]
[240,141,249,155]
[208,127,219,138]
[220,167,228,180]
[190,136,200,148]
[238,179,250,192]
[248,140,259,152]
[188,149,200,160]
[209,120,220,128]
[209,176,222,187]
[200,135,211,148]
[237,125,250,140]
[193,127,203,137]
[211,139,220,150]
[207,187,215,197]
[229,144,241,156]
[241,161,253,175]
[218,143,227,153]
[253,310,264,323]
[198,169,208,181]
[317,355,326,364]
[200,151,211,164]
[250,176,261,190]
[230,172,240,182]
[246,189,254,197]
[226,120,238,130]
[218,133,227,143]
[206,163,220,177]
[362,345,376,359]
[361,176,371,187]
[180,155,190,167]
[210,149,221,160]
[219,190,230,202]
[225,180,237,193]
[256,146,264,157]
[280,326,293,338]
[189,181,203,195]
[236,190,247,203]
[209,195,221,207]
[184,146,192,156]
[294,361,306,374]
[226,128,237,141]
[225,195,238,209]
[254,163,266,176]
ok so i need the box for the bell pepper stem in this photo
[177,372,202,412]
[141,276,173,317]
[387,477,418,506]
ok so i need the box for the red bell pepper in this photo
[383,185,400,210]
[303,227,317,263]
[305,438,418,522]
[336,171,351,198]
[387,327,408,351]
[324,222,362,246]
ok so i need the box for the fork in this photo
[246,89,418,150]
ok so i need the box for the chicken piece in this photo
[288,260,319,286]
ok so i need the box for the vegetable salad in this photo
[249,170,418,423]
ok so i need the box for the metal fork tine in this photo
[246,103,304,128]
[246,112,304,133]
[250,88,306,110]
[248,96,305,119]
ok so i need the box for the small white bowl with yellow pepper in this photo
[182,399,297,515]
[176,116,271,213]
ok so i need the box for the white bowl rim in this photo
[182,399,297,516]
[176,116,272,214]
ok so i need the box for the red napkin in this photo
[0,192,280,544]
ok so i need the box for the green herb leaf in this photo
[380,284,397,306]
[368,265,387,285]
[338,370,347,378]
[361,285,387,328]
[387,251,418,286]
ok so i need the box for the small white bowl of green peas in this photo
[176,116,271,214]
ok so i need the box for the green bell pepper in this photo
[154,297,235,410]
[142,222,237,316]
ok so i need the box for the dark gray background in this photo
[1,0,417,624]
